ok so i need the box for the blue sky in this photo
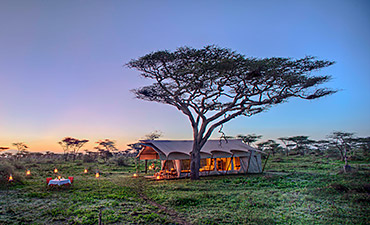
[0,0,369,152]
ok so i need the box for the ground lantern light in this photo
[95,171,100,178]
[54,168,58,174]
[26,170,31,176]
[84,168,88,174]
[8,174,13,182]
[132,173,138,178]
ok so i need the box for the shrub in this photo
[117,156,129,166]
[0,160,24,186]
[83,154,96,163]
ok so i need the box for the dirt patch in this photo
[330,184,349,192]
[330,183,370,194]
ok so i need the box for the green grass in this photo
[0,155,369,224]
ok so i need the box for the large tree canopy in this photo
[127,45,336,179]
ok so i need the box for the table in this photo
[48,178,71,186]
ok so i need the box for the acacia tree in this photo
[278,137,295,156]
[144,130,163,140]
[12,142,29,159]
[327,131,358,172]
[237,134,262,147]
[257,140,282,156]
[286,136,315,156]
[127,46,336,180]
[58,137,89,160]
[95,139,118,161]
[357,137,370,157]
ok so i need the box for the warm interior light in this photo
[95,172,100,178]
[54,168,58,173]
[9,174,13,182]
[26,170,31,176]
[84,169,88,173]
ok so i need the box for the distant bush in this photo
[12,161,25,170]
[106,156,130,166]
[83,155,96,163]
[115,156,129,167]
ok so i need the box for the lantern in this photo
[9,174,13,182]
[156,175,160,180]
[84,169,88,173]
[95,172,100,178]
[133,173,138,178]
[26,170,31,176]
[54,168,58,173]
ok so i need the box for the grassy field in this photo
[0,156,369,224]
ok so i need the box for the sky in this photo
[0,0,369,152]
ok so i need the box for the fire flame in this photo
[9,174,13,182]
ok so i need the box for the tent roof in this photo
[138,139,265,160]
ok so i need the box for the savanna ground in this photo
[0,155,369,224]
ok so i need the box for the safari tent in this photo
[137,139,266,179]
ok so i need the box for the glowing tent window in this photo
[200,158,214,171]
[233,157,241,171]
[216,158,232,171]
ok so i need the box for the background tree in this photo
[278,137,295,156]
[257,140,282,156]
[237,134,262,147]
[0,147,9,152]
[70,139,89,159]
[143,130,163,140]
[357,137,370,158]
[128,45,336,180]
[327,131,358,172]
[58,137,89,160]
[95,139,118,161]
[286,136,315,156]
[311,139,330,155]
[12,142,29,159]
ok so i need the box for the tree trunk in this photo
[343,148,351,172]
[190,143,201,180]
[339,150,344,161]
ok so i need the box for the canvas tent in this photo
[137,139,266,179]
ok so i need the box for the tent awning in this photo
[137,139,266,160]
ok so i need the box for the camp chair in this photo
[68,176,74,184]
[46,177,53,185]
[46,177,57,188]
